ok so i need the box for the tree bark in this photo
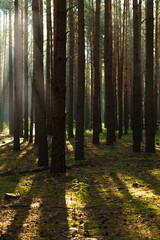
[50,0,66,173]
[105,0,114,145]
[46,0,52,133]
[32,0,48,166]
[68,0,74,138]
[9,0,14,135]
[24,0,28,139]
[75,0,85,160]
[93,0,100,144]
[145,0,155,153]
[133,0,142,152]
[14,0,20,150]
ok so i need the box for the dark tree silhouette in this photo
[75,0,85,160]
[9,0,14,135]
[32,0,48,166]
[24,0,28,139]
[145,0,155,153]
[133,0,142,152]
[105,0,115,145]
[93,0,100,144]
[14,0,20,150]
[50,0,66,173]
[68,0,75,139]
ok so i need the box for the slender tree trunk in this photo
[9,1,14,135]
[68,0,74,138]
[124,0,128,135]
[85,36,90,130]
[105,0,114,145]
[154,0,159,132]
[0,12,2,132]
[128,0,133,130]
[138,0,142,139]
[145,0,155,153]
[30,27,34,143]
[112,0,118,133]
[2,14,7,126]
[90,0,95,129]
[75,0,85,160]
[98,3,102,134]
[133,0,142,152]
[118,0,125,139]
[93,0,100,144]
[14,0,20,150]
[19,0,24,137]
[24,0,28,139]
[46,0,52,133]
[73,25,78,122]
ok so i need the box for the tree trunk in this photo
[145,0,155,153]
[133,0,142,152]
[9,0,14,135]
[112,0,118,133]
[14,0,20,150]
[32,0,48,166]
[50,0,66,173]
[46,0,52,133]
[68,0,74,138]
[105,0,114,145]
[19,0,24,137]
[75,0,85,160]
[90,0,95,129]
[24,0,28,139]
[124,0,128,135]
[118,0,124,139]
[154,0,159,132]
[93,0,100,144]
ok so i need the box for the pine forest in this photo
[0,0,160,239]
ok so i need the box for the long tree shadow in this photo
[0,172,68,239]
[70,169,131,239]
[0,141,38,174]
[112,150,160,201]
[76,131,160,239]
[110,172,160,238]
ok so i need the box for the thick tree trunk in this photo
[50,0,66,173]
[32,0,48,166]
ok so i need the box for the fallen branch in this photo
[0,160,91,177]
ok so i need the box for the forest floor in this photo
[0,129,160,239]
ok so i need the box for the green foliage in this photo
[72,178,89,203]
